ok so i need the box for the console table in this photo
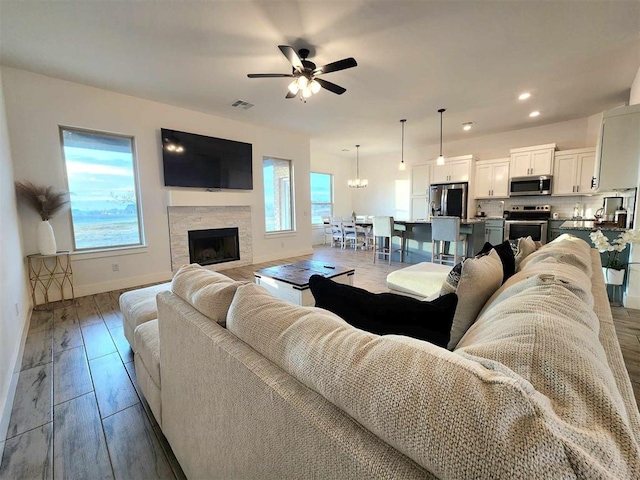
[27,251,75,310]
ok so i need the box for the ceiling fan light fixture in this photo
[297,76,309,89]
[310,80,321,94]
[288,81,299,94]
[302,87,312,98]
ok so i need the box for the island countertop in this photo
[397,218,486,225]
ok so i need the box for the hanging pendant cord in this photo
[438,108,445,157]
[356,144,360,177]
[401,119,406,164]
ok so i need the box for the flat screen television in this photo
[161,128,253,190]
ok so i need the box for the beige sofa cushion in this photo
[226,282,640,477]
[134,319,161,387]
[514,236,537,270]
[443,249,503,349]
[519,233,593,277]
[171,264,245,326]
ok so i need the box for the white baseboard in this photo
[0,307,31,443]
[252,247,314,265]
[73,271,173,298]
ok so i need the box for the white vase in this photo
[602,267,624,285]
[37,220,57,255]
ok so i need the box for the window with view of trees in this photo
[60,127,143,250]
[310,172,333,224]
[263,157,293,233]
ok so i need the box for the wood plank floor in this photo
[1,244,639,478]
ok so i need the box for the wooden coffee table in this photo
[254,260,355,306]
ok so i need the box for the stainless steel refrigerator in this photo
[429,183,468,219]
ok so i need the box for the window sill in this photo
[71,245,148,261]
[264,231,297,239]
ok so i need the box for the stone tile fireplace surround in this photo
[168,206,252,272]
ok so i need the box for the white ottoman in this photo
[134,319,162,426]
[386,262,452,298]
[119,282,171,352]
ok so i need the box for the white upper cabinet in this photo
[552,148,596,195]
[594,104,640,191]
[411,164,431,196]
[431,155,473,184]
[474,158,510,199]
[509,144,556,177]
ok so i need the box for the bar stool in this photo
[431,216,468,266]
[372,216,404,265]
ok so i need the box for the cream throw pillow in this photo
[514,236,537,271]
[447,249,503,350]
[171,264,245,326]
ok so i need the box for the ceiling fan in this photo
[247,45,357,99]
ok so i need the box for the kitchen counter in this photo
[398,219,486,225]
[559,220,626,232]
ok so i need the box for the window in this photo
[60,127,143,251]
[263,157,293,233]
[310,172,333,224]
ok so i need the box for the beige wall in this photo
[0,69,31,443]
[3,67,312,297]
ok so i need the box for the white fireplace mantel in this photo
[166,190,253,207]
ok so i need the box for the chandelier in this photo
[348,144,368,188]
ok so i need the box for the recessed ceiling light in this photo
[462,122,473,131]
[519,92,531,100]
[529,111,540,117]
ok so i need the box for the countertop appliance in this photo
[504,204,551,245]
[509,176,552,197]
[603,196,623,221]
[429,182,468,219]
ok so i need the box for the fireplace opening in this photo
[188,227,240,266]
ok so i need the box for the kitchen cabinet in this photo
[594,104,640,191]
[410,163,431,219]
[474,158,510,199]
[431,156,473,184]
[552,148,596,195]
[411,164,431,196]
[509,144,556,177]
[484,219,505,245]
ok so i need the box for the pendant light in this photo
[348,144,368,188]
[398,119,407,171]
[437,108,446,166]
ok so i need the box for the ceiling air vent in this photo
[231,100,254,110]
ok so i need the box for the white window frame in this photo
[59,126,144,252]
[263,156,295,234]
[310,172,333,225]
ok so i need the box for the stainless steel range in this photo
[504,204,551,245]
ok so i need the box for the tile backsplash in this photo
[477,190,636,224]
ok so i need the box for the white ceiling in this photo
[1,1,639,159]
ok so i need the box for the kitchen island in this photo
[392,219,486,264]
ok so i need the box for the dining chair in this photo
[431,216,468,265]
[341,219,364,249]
[372,216,404,264]
[321,216,333,245]
[330,218,344,248]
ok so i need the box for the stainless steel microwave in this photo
[509,176,552,196]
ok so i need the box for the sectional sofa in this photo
[120,234,640,479]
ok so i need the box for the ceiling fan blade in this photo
[247,73,295,78]
[313,57,357,76]
[315,78,346,95]
[285,90,298,99]
[278,45,304,72]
